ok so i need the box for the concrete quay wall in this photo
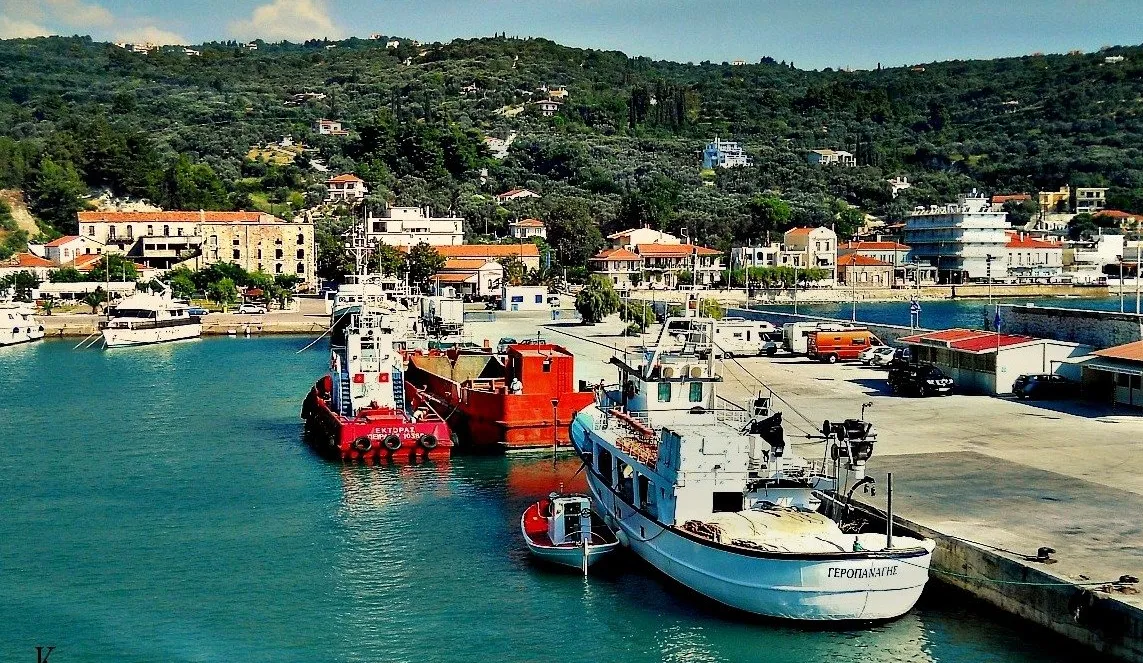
[999,305,1143,350]
[41,315,328,338]
[861,504,1143,662]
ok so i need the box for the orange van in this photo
[807,329,882,363]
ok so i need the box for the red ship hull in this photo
[404,344,596,451]
[301,376,453,463]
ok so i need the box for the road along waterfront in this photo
[0,333,1101,662]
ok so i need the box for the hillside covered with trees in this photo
[1,34,1142,273]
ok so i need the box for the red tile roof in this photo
[511,218,545,227]
[4,252,53,268]
[635,243,721,257]
[991,194,1031,204]
[436,244,540,258]
[443,258,489,270]
[77,211,284,223]
[590,247,641,261]
[784,227,815,238]
[432,272,476,283]
[498,188,539,198]
[839,241,910,251]
[899,328,1038,353]
[1094,209,1142,220]
[45,235,80,248]
[1092,340,1143,363]
[326,173,363,183]
[838,254,892,267]
[1005,232,1061,249]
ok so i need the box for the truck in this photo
[781,321,859,355]
[806,328,883,363]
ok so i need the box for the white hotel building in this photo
[364,206,464,247]
[904,194,1010,282]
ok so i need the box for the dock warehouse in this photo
[898,328,1091,395]
[1079,340,1143,408]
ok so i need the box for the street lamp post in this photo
[1119,255,1125,313]
[986,254,994,306]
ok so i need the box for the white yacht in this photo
[0,303,45,347]
[101,293,202,348]
[569,307,934,621]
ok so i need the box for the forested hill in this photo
[1,34,1142,267]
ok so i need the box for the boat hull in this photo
[301,380,453,463]
[523,538,617,569]
[0,328,45,347]
[571,421,932,621]
[519,500,619,570]
[102,323,202,347]
[404,372,595,452]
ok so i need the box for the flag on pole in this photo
[993,307,1001,332]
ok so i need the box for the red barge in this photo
[403,342,596,452]
[301,307,454,463]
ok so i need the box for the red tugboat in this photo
[301,306,454,462]
[403,342,597,451]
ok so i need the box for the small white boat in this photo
[101,292,202,348]
[0,303,45,347]
[521,494,619,574]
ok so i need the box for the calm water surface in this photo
[0,338,1095,662]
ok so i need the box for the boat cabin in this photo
[547,495,592,545]
[330,309,403,416]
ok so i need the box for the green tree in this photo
[158,155,229,210]
[168,267,197,299]
[1002,199,1039,227]
[371,243,407,276]
[500,254,527,286]
[621,300,655,335]
[574,275,621,324]
[406,242,445,292]
[746,194,791,241]
[207,277,238,311]
[0,270,40,302]
[30,157,87,233]
[83,286,107,314]
[40,297,55,316]
[88,254,138,282]
[49,266,86,283]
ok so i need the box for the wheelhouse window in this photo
[657,381,671,402]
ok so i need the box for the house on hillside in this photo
[534,100,562,117]
[703,138,752,169]
[807,149,856,167]
[508,218,546,240]
[313,119,348,136]
[365,206,464,247]
[495,188,540,204]
[888,176,912,198]
[325,173,368,202]
[1075,187,1109,214]
[44,235,104,265]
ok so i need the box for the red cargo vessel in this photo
[301,307,454,463]
[403,343,596,451]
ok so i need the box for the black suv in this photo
[1012,374,1075,400]
[888,363,954,397]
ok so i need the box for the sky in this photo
[1,0,1141,69]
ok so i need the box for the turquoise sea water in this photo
[0,338,1096,662]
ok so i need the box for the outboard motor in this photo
[825,418,877,481]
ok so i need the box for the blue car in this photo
[187,307,209,316]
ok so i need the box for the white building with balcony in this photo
[1075,187,1110,214]
[325,174,368,202]
[904,193,1010,282]
[782,226,837,281]
[703,137,752,169]
[807,149,856,167]
[365,207,464,247]
[508,218,546,240]
[1004,232,1063,278]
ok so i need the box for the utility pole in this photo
[986,254,994,306]
[850,259,857,322]
[1120,255,1125,313]
[1136,221,1141,314]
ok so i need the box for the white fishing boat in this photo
[521,494,619,574]
[568,303,934,621]
[0,303,45,347]
[101,292,202,348]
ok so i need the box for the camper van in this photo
[781,321,859,355]
[662,317,779,357]
[807,328,883,363]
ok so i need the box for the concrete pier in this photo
[476,312,1143,661]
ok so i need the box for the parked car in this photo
[860,346,897,366]
[187,307,209,317]
[888,363,954,397]
[1012,374,1076,400]
[237,304,267,314]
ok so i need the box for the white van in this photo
[663,317,778,358]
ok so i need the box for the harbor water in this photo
[0,338,1097,662]
[751,296,1127,331]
